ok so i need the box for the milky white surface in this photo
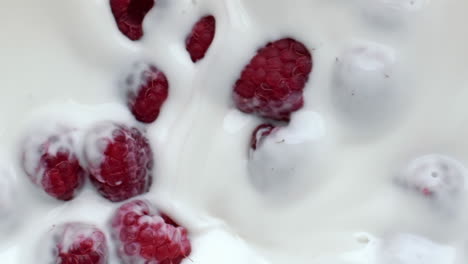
[0,156,20,236]
[0,0,468,263]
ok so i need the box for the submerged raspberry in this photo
[332,42,399,128]
[125,62,169,123]
[233,38,313,121]
[396,154,466,199]
[247,111,327,200]
[110,0,155,40]
[22,130,85,201]
[53,223,108,264]
[84,122,153,202]
[186,15,216,62]
[111,199,192,264]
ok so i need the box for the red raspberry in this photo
[250,124,276,150]
[53,223,108,264]
[84,122,153,202]
[110,0,155,41]
[22,131,85,201]
[233,38,313,121]
[185,15,216,62]
[126,63,169,123]
[111,199,192,264]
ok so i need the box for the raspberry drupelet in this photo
[111,199,192,264]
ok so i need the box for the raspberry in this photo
[22,130,85,201]
[84,122,153,202]
[126,62,169,123]
[110,0,155,41]
[233,38,313,121]
[250,124,275,150]
[185,15,216,62]
[52,223,108,264]
[111,199,192,264]
[248,124,295,196]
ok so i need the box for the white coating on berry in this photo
[82,121,118,176]
[111,200,187,264]
[120,61,162,101]
[54,222,105,253]
[83,122,151,189]
[19,103,135,198]
[21,124,77,185]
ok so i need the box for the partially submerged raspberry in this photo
[248,112,327,200]
[248,124,297,196]
[52,223,108,264]
[111,199,191,264]
[125,62,169,124]
[110,0,155,40]
[22,129,85,201]
[233,38,313,121]
[250,124,276,151]
[84,122,153,202]
[186,15,216,62]
[396,154,466,200]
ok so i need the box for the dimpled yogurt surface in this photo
[1,0,468,263]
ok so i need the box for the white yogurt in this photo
[0,0,468,263]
